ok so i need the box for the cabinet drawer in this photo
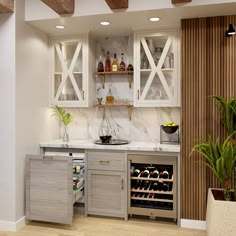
[87,151,125,171]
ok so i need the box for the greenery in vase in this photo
[52,106,73,126]
[191,132,236,200]
[51,106,73,142]
[212,96,236,136]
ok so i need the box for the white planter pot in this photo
[206,188,236,236]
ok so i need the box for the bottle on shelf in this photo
[157,181,164,191]
[162,182,169,192]
[132,168,141,177]
[97,55,104,72]
[152,169,159,178]
[154,47,162,66]
[106,86,114,104]
[152,181,159,191]
[143,180,150,190]
[119,53,126,71]
[105,51,111,72]
[134,181,141,189]
[112,53,118,72]
[142,169,149,177]
[161,169,169,179]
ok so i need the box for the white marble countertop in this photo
[40,139,180,153]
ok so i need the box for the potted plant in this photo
[191,132,236,236]
[212,96,236,136]
[52,106,73,142]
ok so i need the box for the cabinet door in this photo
[134,30,179,107]
[26,154,73,224]
[50,37,88,107]
[87,170,126,218]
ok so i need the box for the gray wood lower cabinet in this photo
[86,151,127,220]
[26,155,73,224]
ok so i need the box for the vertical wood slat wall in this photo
[181,16,236,220]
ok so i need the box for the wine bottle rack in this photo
[128,154,177,222]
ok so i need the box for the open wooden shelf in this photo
[95,71,133,89]
[95,104,133,120]
[131,196,173,203]
[131,188,173,195]
[131,176,173,182]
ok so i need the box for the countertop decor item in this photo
[52,106,73,142]
[161,125,179,134]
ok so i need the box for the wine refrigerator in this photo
[128,153,177,222]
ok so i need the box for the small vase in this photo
[63,125,69,142]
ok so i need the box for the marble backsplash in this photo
[56,107,180,142]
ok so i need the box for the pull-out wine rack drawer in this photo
[87,151,126,171]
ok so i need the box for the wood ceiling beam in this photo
[172,0,192,4]
[40,0,74,14]
[105,0,128,10]
[0,0,14,13]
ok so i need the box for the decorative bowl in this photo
[161,125,179,134]
[100,135,112,143]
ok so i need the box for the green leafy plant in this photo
[212,96,236,135]
[191,132,236,200]
[52,106,73,126]
[51,106,73,142]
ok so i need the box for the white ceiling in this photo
[28,2,236,38]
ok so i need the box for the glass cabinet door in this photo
[134,30,179,107]
[52,39,85,106]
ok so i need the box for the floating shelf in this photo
[95,71,133,89]
[95,104,133,120]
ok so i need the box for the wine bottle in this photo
[142,169,149,177]
[119,53,126,71]
[97,55,104,72]
[143,180,150,190]
[134,181,140,189]
[162,170,169,179]
[152,182,159,191]
[162,182,169,192]
[105,51,111,72]
[112,53,118,72]
[152,169,159,178]
[157,181,164,191]
[132,169,141,177]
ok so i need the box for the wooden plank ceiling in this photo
[172,0,192,4]
[105,0,128,9]
[0,0,14,13]
[40,0,74,14]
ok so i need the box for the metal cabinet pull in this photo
[99,160,110,164]
[43,156,53,160]
[82,90,85,100]
[137,89,140,99]
[121,179,124,190]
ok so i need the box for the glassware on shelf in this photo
[154,47,162,67]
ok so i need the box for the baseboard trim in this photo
[0,216,25,232]
[180,219,206,230]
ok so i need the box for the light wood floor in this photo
[0,216,206,236]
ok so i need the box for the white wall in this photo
[25,0,236,21]
[15,0,58,222]
[0,11,16,225]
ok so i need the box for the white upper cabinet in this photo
[50,35,95,107]
[133,29,180,107]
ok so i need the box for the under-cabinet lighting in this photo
[149,17,160,22]
[56,25,65,29]
[100,21,110,26]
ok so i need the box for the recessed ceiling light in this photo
[100,21,110,26]
[149,17,160,22]
[56,25,65,29]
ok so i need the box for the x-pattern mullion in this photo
[140,37,174,101]
[54,42,83,101]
